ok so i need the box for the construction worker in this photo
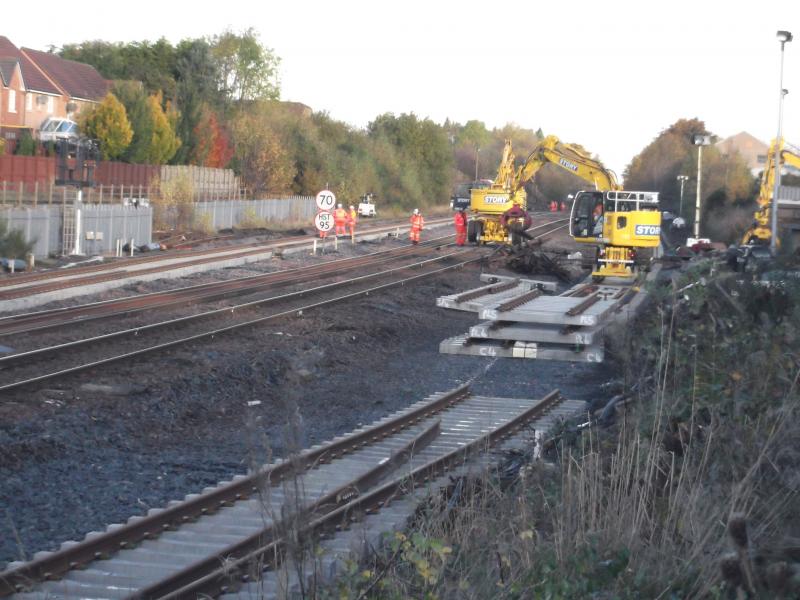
[333,203,348,236]
[549,200,558,212]
[348,205,358,238]
[560,200,567,212]
[409,208,424,244]
[500,200,532,245]
[453,207,468,246]
[592,201,604,236]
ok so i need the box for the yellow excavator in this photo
[741,138,800,247]
[470,135,662,278]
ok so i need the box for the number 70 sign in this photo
[315,189,336,211]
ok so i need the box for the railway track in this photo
[0,384,586,599]
[0,217,455,301]
[0,219,569,394]
[0,242,482,393]
[0,238,454,337]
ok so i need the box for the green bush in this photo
[14,130,36,156]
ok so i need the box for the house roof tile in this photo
[0,36,61,95]
[0,56,20,86]
[22,47,108,101]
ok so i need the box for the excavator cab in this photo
[570,190,661,278]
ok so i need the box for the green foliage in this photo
[145,93,181,164]
[210,28,280,102]
[624,118,756,232]
[14,130,36,156]
[0,218,35,258]
[80,93,133,160]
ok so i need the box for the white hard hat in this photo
[350,205,355,209]
[338,203,343,208]
[413,208,419,214]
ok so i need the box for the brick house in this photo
[0,57,26,136]
[0,35,107,151]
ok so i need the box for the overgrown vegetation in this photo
[318,263,800,599]
[57,33,762,218]
[0,218,35,258]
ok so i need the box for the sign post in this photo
[314,189,336,254]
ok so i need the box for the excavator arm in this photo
[742,139,800,245]
[511,135,620,195]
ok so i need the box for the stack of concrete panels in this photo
[439,274,636,363]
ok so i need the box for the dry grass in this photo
[319,267,800,600]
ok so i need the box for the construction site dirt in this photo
[0,229,609,568]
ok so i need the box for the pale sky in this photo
[6,0,800,177]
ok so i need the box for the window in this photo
[8,90,16,113]
[26,93,32,111]
[47,96,54,114]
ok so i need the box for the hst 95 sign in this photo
[634,224,661,236]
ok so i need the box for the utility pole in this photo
[474,147,480,181]
[693,135,711,238]
[771,30,793,255]
[677,175,689,218]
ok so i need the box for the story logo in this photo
[558,158,578,172]
[635,224,661,236]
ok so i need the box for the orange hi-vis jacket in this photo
[333,207,348,224]
[410,214,424,231]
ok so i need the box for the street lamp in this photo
[771,29,792,255]
[693,135,712,239]
[474,147,481,181]
[677,174,689,218]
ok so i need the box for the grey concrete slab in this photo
[470,320,603,345]
[440,334,604,363]
[479,294,618,326]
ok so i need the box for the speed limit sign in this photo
[315,189,336,212]
[314,211,333,232]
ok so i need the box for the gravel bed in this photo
[0,231,608,568]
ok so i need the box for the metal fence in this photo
[1,203,152,258]
[192,196,316,231]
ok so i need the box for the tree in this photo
[113,81,152,163]
[229,104,295,194]
[0,218,34,259]
[172,39,223,164]
[211,28,280,102]
[79,93,133,160]
[624,118,755,216]
[190,106,233,168]
[14,130,36,156]
[145,92,181,164]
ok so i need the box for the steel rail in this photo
[0,386,471,596]
[0,238,450,336]
[132,419,444,599]
[155,390,563,599]
[0,217,455,292]
[0,250,483,393]
[0,246,469,367]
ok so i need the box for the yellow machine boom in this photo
[470,134,661,279]
[742,139,800,246]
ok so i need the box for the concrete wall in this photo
[1,204,152,257]
[195,197,316,230]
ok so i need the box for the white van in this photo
[38,117,79,142]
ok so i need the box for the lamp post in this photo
[474,147,481,181]
[692,135,711,239]
[771,30,792,255]
[677,174,689,218]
